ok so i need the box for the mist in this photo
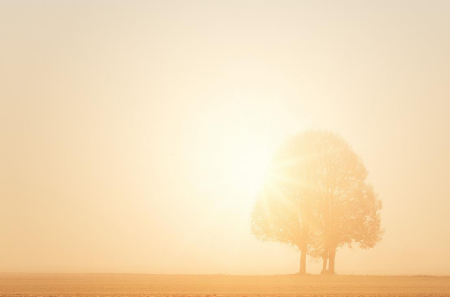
[1,1,450,275]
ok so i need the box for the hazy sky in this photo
[1,1,450,275]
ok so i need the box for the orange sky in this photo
[1,1,450,275]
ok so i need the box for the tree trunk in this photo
[321,249,328,274]
[299,247,307,274]
[328,248,336,275]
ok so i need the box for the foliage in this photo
[251,130,383,273]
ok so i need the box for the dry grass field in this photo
[1,274,449,297]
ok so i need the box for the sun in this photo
[218,130,275,203]
[226,142,272,194]
[188,93,293,210]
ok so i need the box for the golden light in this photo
[221,135,273,196]
[205,98,281,209]
[181,93,294,213]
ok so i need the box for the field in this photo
[1,274,450,297]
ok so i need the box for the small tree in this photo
[251,131,323,274]
[252,182,314,274]
[251,131,383,274]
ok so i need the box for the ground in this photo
[1,274,450,296]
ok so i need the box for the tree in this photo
[252,181,314,274]
[251,130,323,274]
[251,130,383,274]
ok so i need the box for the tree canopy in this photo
[251,130,383,274]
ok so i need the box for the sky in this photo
[1,0,450,275]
